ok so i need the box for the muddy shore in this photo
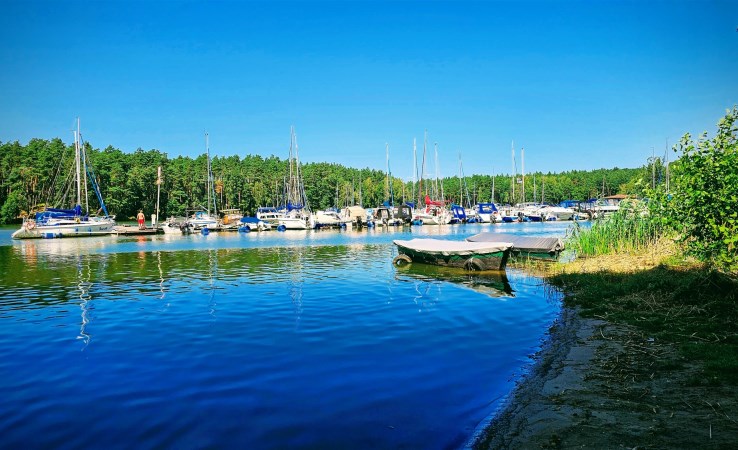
[470,305,738,449]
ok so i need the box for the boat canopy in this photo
[450,205,467,220]
[35,205,84,222]
[240,216,262,224]
[286,201,304,211]
[476,203,498,214]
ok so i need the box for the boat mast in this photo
[435,142,443,202]
[75,118,81,208]
[458,152,463,207]
[156,166,162,225]
[491,166,495,203]
[412,137,417,204]
[521,147,525,203]
[206,132,212,215]
[386,143,394,206]
[542,176,545,204]
[418,130,427,204]
[511,140,515,203]
[294,130,307,211]
[385,143,390,203]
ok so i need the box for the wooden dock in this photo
[112,226,164,236]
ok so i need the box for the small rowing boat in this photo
[393,238,513,271]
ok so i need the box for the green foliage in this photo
[0,136,644,225]
[667,107,738,272]
[567,200,665,256]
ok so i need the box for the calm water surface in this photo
[0,222,571,449]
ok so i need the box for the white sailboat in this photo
[278,127,313,230]
[12,119,116,239]
[413,134,450,225]
[188,132,219,230]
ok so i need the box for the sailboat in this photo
[12,119,116,239]
[278,127,313,230]
[413,134,450,225]
[374,143,407,226]
[187,132,219,231]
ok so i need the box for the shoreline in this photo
[468,305,604,449]
[470,276,738,448]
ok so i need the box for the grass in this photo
[567,204,664,257]
[545,233,738,385]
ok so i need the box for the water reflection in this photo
[395,263,513,298]
[0,226,566,450]
[76,257,92,347]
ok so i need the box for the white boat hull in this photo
[12,219,115,239]
[279,217,311,230]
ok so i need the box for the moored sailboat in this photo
[278,127,313,230]
[12,119,115,239]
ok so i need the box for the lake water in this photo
[0,222,571,449]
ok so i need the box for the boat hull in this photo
[278,217,311,230]
[393,239,512,271]
[12,219,115,239]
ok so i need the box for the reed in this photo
[567,202,665,257]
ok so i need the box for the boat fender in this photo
[238,226,250,233]
[277,224,287,232]
[201,227,210,235]
[464,258,484,272]
[393,254,412,266]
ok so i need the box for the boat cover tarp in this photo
[394,238,512,256]
[345,206,367,217]
[466,232,564,253]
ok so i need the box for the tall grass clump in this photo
[567,201,666,257]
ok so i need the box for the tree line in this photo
[0,137,657,224]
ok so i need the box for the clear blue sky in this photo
[1,0,736,179]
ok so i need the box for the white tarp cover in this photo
[394,238,513,256]
[466,232,564,253]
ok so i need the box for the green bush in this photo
[668,107,738,272]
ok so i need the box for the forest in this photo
[0,137,660,224]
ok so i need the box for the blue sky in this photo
[1,0,736,179]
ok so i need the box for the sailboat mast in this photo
[412,138,417,203]
[435,142,442,201]
[294,130,306,211]
[521,147,525,203]
[418,130,427,204]
[75,118,81,208]
[156,166,162,225]
[458,152,463,206]
[205,132,213,215]
[511,140,515,203]
[385,143,390,202]
[386,143,394,205]
[491,166,495,203]
[541,174,546,203]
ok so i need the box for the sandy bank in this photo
[471,304,738,449]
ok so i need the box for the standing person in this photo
[137,210,145,229]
